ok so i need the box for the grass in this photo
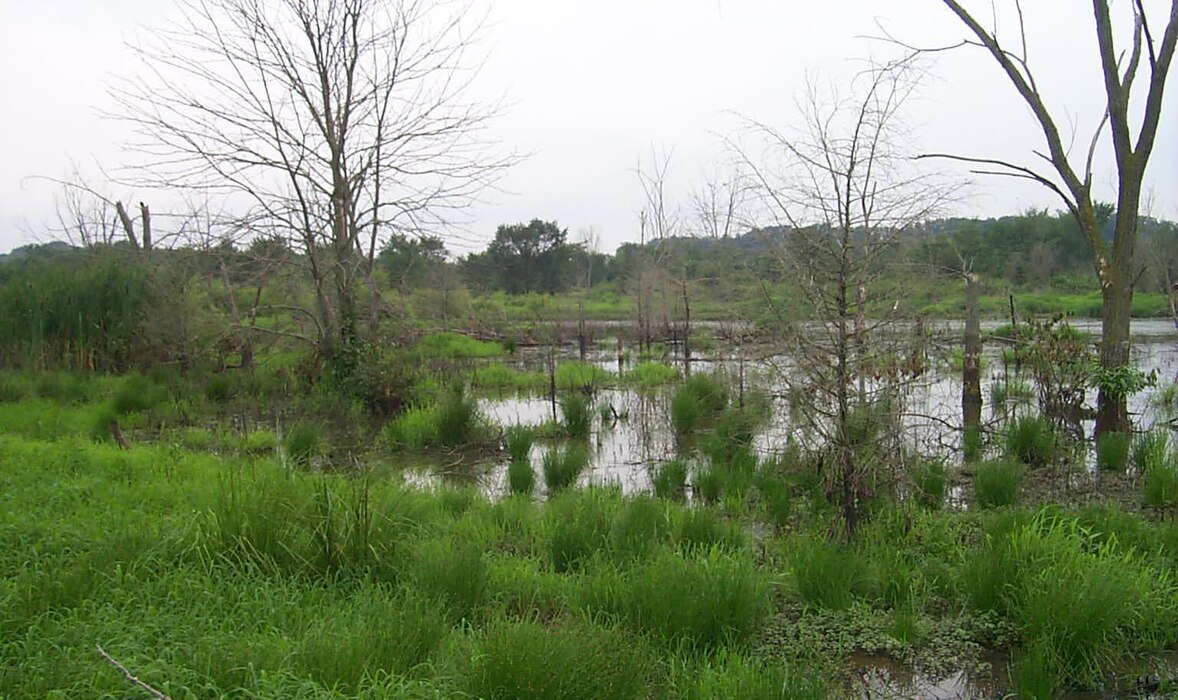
[670,374,729,435]
[910,458,948,510]
[542,443,590,494]
[1004,415,1056,468]
[1143,450,1178,509]
[504,424,535,462]
[624,361,680,388]
[507,457,536,497]
[284,421,322,465]
[974,459,1024,508]
[413,331,505,359]
[652,459,689,501]
[472,363,546,391]
[790,536,862,610]
[385,390,483,451]
[1095,431,1131,472]
[553,361,614,390]
[560,392,592,439]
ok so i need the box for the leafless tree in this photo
[633,147,681,354]
[736,60,956,535]
[111,0,513,362]
[893,0,1178,436]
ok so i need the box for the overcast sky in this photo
[1,0,1175,255]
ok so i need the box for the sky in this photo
[1,0,1175,256]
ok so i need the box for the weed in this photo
[414,331,505,359]
[652,459,689,501]
[553,362,613,390]
[1143,453,1178,509]
[790,536,861,610]
[560,392,592,439]
[910,459,948,510]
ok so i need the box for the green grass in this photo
[974,459,1024,508]
[560,392,592,439]
[284,421,323,465]
[670,374,729,435]
[910,458,948,510]
[385,391,484,451]
[1095,431,1131,472]
[472,363,546,391]
[1004,415,1056,468]
[504,424,535,462]
[1143,451,1178,509]
[652,459,689,501]
[789,536,862,610]
[507,457,536,497]
[553,361,614,390]
[413,331,506,358]
[624,361,680,388]
[542,443,590,495]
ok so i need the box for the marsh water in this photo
[415,319,1178,499]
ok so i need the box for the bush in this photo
[652,459,689,501]
[542,444,590,494]
[974,460,1024,508]
[284,422,322,466]
[560,392,592,439]
[459,616,658,700]
[1095,431,1131,472]
[1005,415,1056,468]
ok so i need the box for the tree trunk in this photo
[962,273,983,434]
[1096,280,1133,436]
[682,283,692,378]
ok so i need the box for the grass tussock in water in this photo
[974,459,1024,508]
[670,374,729,435]
[542,443,589,494]
[559,391,592,439]
[1004,415,1057,469]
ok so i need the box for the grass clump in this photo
[974,459,1024,508]
[386,390,483,451]
[283,421,322,466]
[674,651,827,700]
[507,457,536,497]
[790,536,861,610]
[1142,450,1178,509]
[625,361,679,388]
[414,331,505,358]
[547,489,615,572]
[542,443,590,494]
[111,373,166,415]
[559,392,592,439]
[459,616,658,700]
[243,429,278,456]
[1132,429,1171,473]
[1095,431,1131,472]
[554,361,613,390]
[910,458,948,510]
[472,364,545,391]
[1004,415,1056,468]
[408,537,488,621]
[652,459,689,501]
[670,374,729,435]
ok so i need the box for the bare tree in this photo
[633,148,680,354]
[898,0,1178,436]
[736,60,955,535]
[112,0,513,364]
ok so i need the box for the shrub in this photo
[542,444,589,494]
[459,616,657,700]
[911,459,948,510]
[1095,431,1131,472]
[652,459,689,501]
[560,392,592,439]
[504,425,535,463]
[974,460,1024,508]
[507,457,535,497]
[284,422,322,466]
[1005,415,1056,468]
[790,536,861,610]
[582,546,769,651]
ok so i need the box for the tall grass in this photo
[1095,431,1131,472]
[559,392,592,439]
[284,421,322,466]
[670,374,728,435]
[625,361,680,388]
[673,651,828,700]
[910,458,948,510]
[413,331,505,358]
[789,536,862,610]
[1133,429,1171,473]
[504,425,535,462]
[542,444,589,494]
[1143,452,1178,509]
[507,458,536,497]
[1005,415,1056,468]
[652,459,689,501]
[974,460,1024,508]
[386,390,483,451]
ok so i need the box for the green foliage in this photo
[436,389,480,448]
[408,537,488,621]
[1095,431,1131,472]
[652,459,689,501]
[284,422,322,466]
[1004,415,1056,468]
[974,460,1024,508]
[504,425,535,463]
[692,465,724,505]
[624,361,680,388]
[243,429,278,456]
[582,546,769,650]
[1088,363,1155,399]
[560,392,592,439]
[413,331,505,359]
[910,459,948,510]
[112,374,166,415]
[553,361,613,390]
[547,490,616,572]
[542,443,590,494]
[1132,429,1171,473]
[386,390,483,451]
[674,651,828,700]
[472,364,545,391]
[459,616,658,700]
[507,457,536,497]
[790,537,861,610]
[1143,451,1178,509]
[205,373,237,403]
[670,374,729,435]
